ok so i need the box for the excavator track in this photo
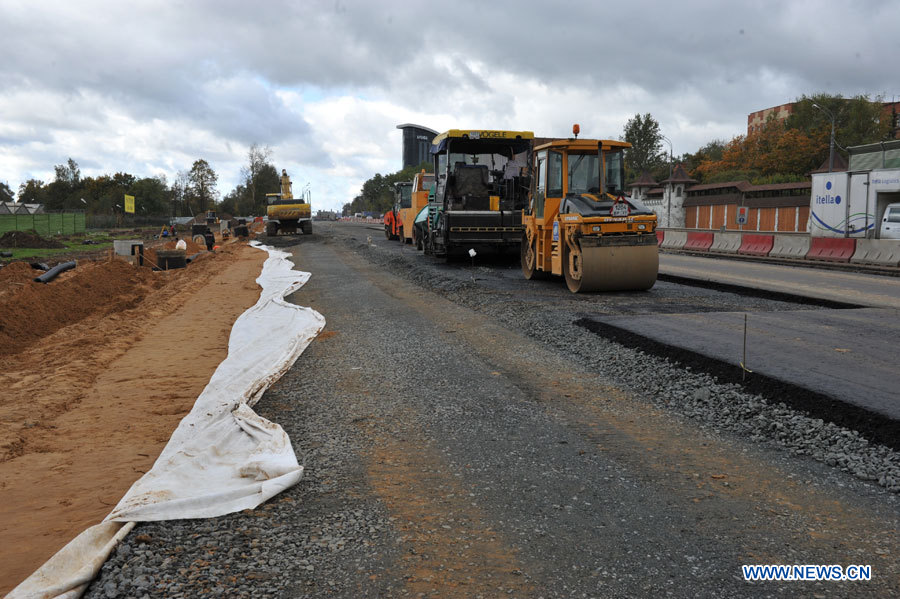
[564,240,658,293]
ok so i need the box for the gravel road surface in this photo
[84,223,899,598]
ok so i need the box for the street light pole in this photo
[812,102,835,172]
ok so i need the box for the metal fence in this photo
[0,212,86,236]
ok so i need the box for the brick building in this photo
[747,103,796,134]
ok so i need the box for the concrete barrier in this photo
[656,230,664,246]
[709,231,742,254]
[850,239,900,266]
[659,230,687,251]
[684,232,714,252]
[770,234,810,259]
[806,237,856,262]
[738,234,774,256]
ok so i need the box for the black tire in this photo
[562,239,585,293]
[302,220,313,235]
[521,233,549,280]
[266,222,278,237]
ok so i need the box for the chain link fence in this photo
[0,212,86,236]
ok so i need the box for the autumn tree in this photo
[693,93,891,184]
[694,119,825,183]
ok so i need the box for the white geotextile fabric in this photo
[9,242,325,599]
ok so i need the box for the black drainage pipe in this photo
[34,261,76,283]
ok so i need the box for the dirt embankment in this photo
[0,230,66,249]
[0,239,267,594]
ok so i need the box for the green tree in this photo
[187,159,218,213]
[249,163,280,214]
[350,161,433,215]
[623,113,666,181]
[170,170,192,217]
[787,93,892,151]
[45,157,83,210]
[240,143,273,212]
[129,176,170,215]
[0,181,14,202]
[18,179,45,203]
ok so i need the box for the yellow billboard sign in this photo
[124,194,135,214]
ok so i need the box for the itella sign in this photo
[810,172,856,237]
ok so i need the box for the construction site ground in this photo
[72,222,898,598]
[0,236,265,593]
[2,222,898,597]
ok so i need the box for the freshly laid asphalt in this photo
[659,253,900,309]
[590,307,900,419]
[593,252,900,420]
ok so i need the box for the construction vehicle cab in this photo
[404,170,434,245]
[522,131,658,292]
[266,169,312,236]
[426,129,533,258]
[384,181,412,240]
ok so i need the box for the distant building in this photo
[747,102,796,134]
[748,99,900,138]
[396,124,438,169]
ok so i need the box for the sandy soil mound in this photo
[0,241,267,592]
[0,230,66,248]
[0,259,164,356]
[163,238,205,254]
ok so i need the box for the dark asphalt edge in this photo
[575,317,900,452]
[656,273,863,309]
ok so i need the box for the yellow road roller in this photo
[521,129,658,292]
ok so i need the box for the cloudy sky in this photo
[1,0,897,212]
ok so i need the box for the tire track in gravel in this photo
[283,234,537,597]
[359,417,534,597]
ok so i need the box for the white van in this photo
[880,203,900,240]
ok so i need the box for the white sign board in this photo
[810,172,864,237]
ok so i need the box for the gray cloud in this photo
[1,0,897,208]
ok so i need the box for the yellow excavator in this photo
[521,126,658,292]
[266,169,312,236]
